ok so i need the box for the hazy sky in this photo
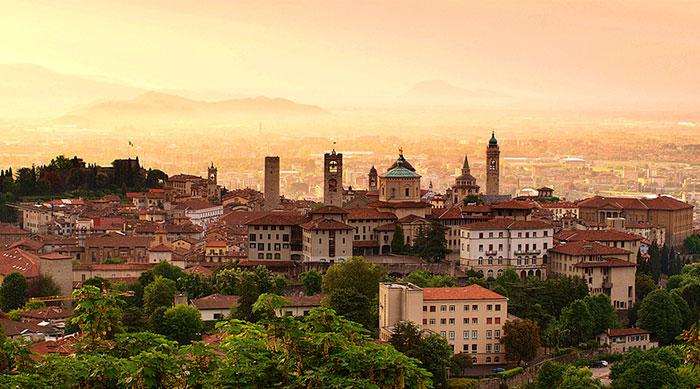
[2,0,700,110]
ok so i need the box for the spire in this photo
[489,131,498,146]
[462,155,470,172]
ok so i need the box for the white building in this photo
[175,199,223,229]
[460,218,553,279]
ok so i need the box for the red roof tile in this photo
[491,200,537,210]
[0,248,40,278]
[463,218,552,230]
[245,212,306,226]
[191,294,239,310]
[300,219,353,231]
[607,328,651,337]
[346,208,398,220]
[555,229,643,242]
[550,241,630,256]
[284,294,324,307]
[422,284,506,301]
[310,205,349,215]
[574,259,636,268]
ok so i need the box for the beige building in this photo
[597,328,658,353]
[301,206,353,263]
[246,212,305,260]
[460,219,553,279]
[369,152,431,219]
[555,229,642,260]
[548,241,635,310]
[191,293,239,321]
[379,282,508,364]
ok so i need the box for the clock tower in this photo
[324,149,343,206]
[207,162,221,204]
[485,131,500,195]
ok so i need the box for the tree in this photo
[560,299,594,345]
[0,272,27,312]
[391,224,406,254]
[462,194,483,205]
[635,273,657,301]
[684,234,700,254]
[583,294,618,335]
[403,270,456,287]
[612,360,680,389]
[389,320,424,355]
[637,289,682,345]
[322,256,385,300]
[27,274,61,298]
[542,318,568,354]
[161,305,203,345]
[143,276,176,315]
[326,288,375,331]
[559,366,600,389]
[536,361,566,389]
[150,261,185,283]
[176,272,213,299]
[71,286,123,346]
[416,333,453,388]
[500,319,540,365]
[412,221,448,262]
[301,270,322,295]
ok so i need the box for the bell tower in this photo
[368,165,378,191]
[324,149,343,206]
[207,162,220,203]
[485,131,500,195]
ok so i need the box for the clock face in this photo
[328,160,338,174]
[489,159,497,170]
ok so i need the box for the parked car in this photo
[590,360,608,368]
[492,367,506,373]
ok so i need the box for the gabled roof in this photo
[607,328,651,337]
[491,199,537,210]
[20,306,73,320]
[462,218,552,231]
[300,218,353,231]
[175,199,218,211]
[346,208,397,221]
[284,294,324,307]
[0,248,40,278]
[191,293,239,310]
[0,224,28,235]
[310,205,348,215]
[642,196,693,210]
[423,284,506,301]
[577,196,647,210]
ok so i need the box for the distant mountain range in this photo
[0,64,330,124]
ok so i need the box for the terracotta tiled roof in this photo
[555,229,643,242]
[539,201,578,209]
[0,224,28,235]
[607,328,651,337]
[39,253,72,261]
[300,219,353,231]
[346,208,398,220]
[84,233,152,249]
[184,265,213,275]
[205,240,227,247]
[284,294,324,307]
[353,240,379,248]
[550,241,630,256]
[148,244,173,253]
[642,196,693,210]
[491,200,537,210]
[191,294,239,310]
[245,212,306,226]
[175,199,219,211]
[577,196,647,210]
[423,284,506,301]
[0,248,40,277]
[73,263,154,271]
[369,200,432,209]
[463,218,552,231]
[574,259,636,268]
[398,214,428,224]
[375,223,398,232]
[0,317,46,337]
[20,306,73,321]
[310,205,349,215]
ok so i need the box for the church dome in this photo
[387,153,416,172]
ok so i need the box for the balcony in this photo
[515,249,541,255]
[485,250,498,255]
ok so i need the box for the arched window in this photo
[497,269,503,276]
[486,357,492,363]
[487,270,494,278]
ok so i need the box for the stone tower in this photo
[485,131,500,195]
[207,162,220,204]
[264,156,280,210]
[368,165,378,191]
[324,149,343,206]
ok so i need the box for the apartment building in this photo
[548,241,635,310]
[555,229,642,260]
[301,206,353,262]
[460,219,553,279]
[245,212,305,261]
[379,282,508,364]
[597,328,658,353]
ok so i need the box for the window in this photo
[495,330,501,339]
[478,244,484,252]
[472,305,478,311]
[440,331,446,337]
[430,306,436,312]
[249,234,256,241]
[479,233,483,239]
[441,305,447,311]
[257,253,264,259]
[448,331,455,340]
[486,344,492,352]
[487,304,493,311]
[472,318,478,324]
[441,318,447,325]
[429,319,436,325]
[463,331,469,340]
[472,344,477,352]
[495,344,500,352]
[423,306,427,312]
[471,330,478,340]
[463,318,469,324]
[487,318,492,324]
[449,305,455,311]
[463,305,469,311]
[463,344,469,352]
[495,317,501,324]
[486,330,493,339]
[449,318,455,325]
[495,304,501,311]
[422,319,427,325]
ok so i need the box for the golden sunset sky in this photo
[2,0,699,111]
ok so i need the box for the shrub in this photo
[497,366,524,379]
[447,378,478,389]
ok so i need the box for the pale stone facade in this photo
[379,282,508,364]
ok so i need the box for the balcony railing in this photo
[485,250,498,255]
